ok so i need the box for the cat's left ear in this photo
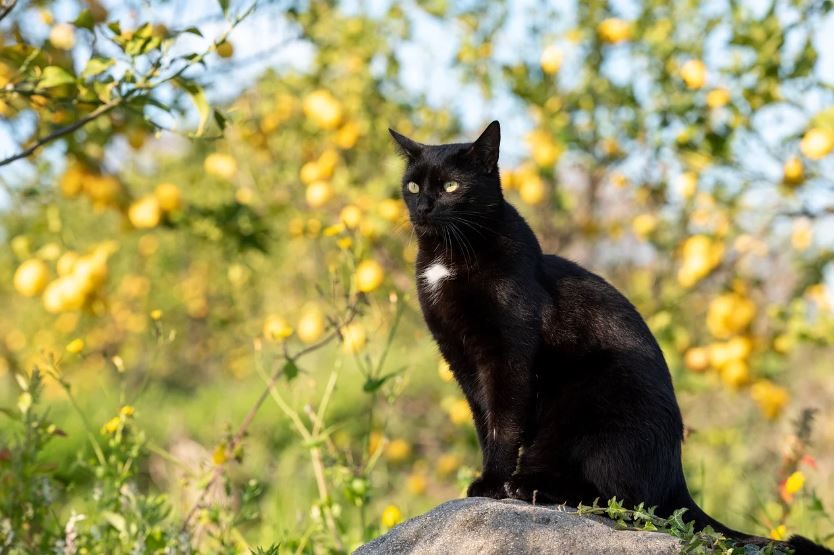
[468,120,500,172]
[388,128,425,161]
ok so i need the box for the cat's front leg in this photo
[466,350,535,499]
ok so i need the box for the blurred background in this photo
[1,0,834,552]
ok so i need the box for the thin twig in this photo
[180,303,360,532]
[0,0,18,23]
[0,99,121,167]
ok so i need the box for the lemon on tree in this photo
[13,259,50,297]
[341,322,366,353]
[597,18,632,43]
[305,181,333,208]
[539,44,563,74]
[783,157,804,186]
[303,89,343,130]
[128,195,161,229]
[296,306,326,344]
[154,182,182,212]
[680,60,707,89]
[204,153,238,179]
[354,259,384,293]
[799,127,834,160]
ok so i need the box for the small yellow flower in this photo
[340,205,363,229]
[784,471,805,495]
[150,309,163,320]
[212,443,227,465]
[770,524,787,541]
[380,505,403,529]
[341,322,366,354]
[65,338,84,354]
[102,416,120,435]
[119,405,135,417]
[750,380,790,420]
[263,315,293,342]
[437,453,461,477]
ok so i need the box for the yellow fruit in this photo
[336,121,361,149]
[610,172,628,189]
[303,89,343,130]
[305,181,333,208]
[799,128,834,160]
[518,174,546,205]
[770,525,787,541]
[791,219,813,251]
[438,359,454,382]
[680,60,707,90]
[83,174,121,208]
[72,253,107,293]
[341,322,366,353]
[378,199,402,222]
[597,18,632,44]
[676,172,698,198]
[128,195,161,229]
[706,88,731,109]
[13,259,50,297]
[49,23,75,50]
[59,165,85,197]
[719,359,750,389]
[56,251,78,276]
[683,347,710,372]
[216,40,234,58]
[750,380,789,420]
[706,292,756,338]
[154,182,182,212]
[126,128,146,150]
[355,259,384,293]
[263,315,293,341]
[42,276,86,313]
[632,213,657,239]
[540,44,563,74]
[340,205,362,229]
[204,153,237,179]
[385,438,411,463]
[725,336,753,360]
[676,235,724,287]
[380,505,403,529]
[526,130,561,167]
[296,307,325,344]
[782,157,804,185]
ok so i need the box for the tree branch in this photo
[0,99,121,168]
[0,0,18,23]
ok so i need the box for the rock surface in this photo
[355,497,681,555]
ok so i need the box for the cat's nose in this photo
[416,202,434,222]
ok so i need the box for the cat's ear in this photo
[468,120,500,171]
[388,128,425,161]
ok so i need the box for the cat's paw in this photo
[503,474,551,505]
[466,474,507,499]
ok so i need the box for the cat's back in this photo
[538,254,660,354]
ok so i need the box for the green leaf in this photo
[182,26,204,37]
[102,511,127,534]
[39,66,75,88]
[179,80,210,136]
[218,0,230,14]
[283,359,299,381]
[213,109,227,132]
[73,9,95,30]
[362,366,405,393]
[81,57,114,79]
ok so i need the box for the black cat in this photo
[389,121,832,555]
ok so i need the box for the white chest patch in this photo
[421,262,453,290]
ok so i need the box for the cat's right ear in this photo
[388,128,424,161]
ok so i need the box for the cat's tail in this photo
[675,494,833,555]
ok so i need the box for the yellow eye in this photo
[407,181,420,194]
[443,181,459,193]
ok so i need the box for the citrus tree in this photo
[1,0,833,552]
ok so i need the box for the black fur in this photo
[389,121,832,555]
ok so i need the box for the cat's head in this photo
[388,121,503,236]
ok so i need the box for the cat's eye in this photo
[407,181,420,194]
[443,181,460,193]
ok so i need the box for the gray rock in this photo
[355,497,681,555]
